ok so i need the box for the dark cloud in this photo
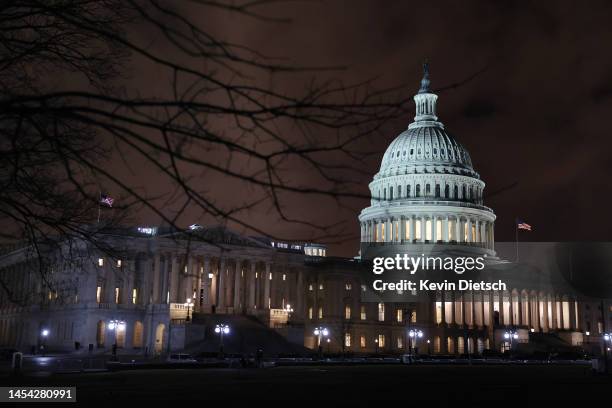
[125,0,612,257]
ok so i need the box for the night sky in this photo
[123,0,612,257]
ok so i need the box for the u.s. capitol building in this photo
[1,68,610,357]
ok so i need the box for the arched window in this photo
[462,185,466,199]
[383,188,387,200]
[397,185,401,198]
[444,185,450,198]
[435,184,440,197]
[454,185,458,199]
[426,184,431,196]
[469,186,473,201]
[389,186,393,200]
[406,185,411,198]
[416,184,421,197]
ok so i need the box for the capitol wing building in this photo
[0,68,610,357]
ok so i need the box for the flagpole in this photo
[515,217,519,262]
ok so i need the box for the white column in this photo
[443,216,449,242]
[248,262,256,309]
[218,258,226,310]
[431,215,436,242]
[467,219,473,243]
[420,216,426,242]
[264,263,271,309]
[455,217,461,243]
[234,259,242,311]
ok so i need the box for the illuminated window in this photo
[436,302,442,324]
[308,284,313,291]
[360,305,367,320]
[415,220,422,240]
[381,223,385,242]
[115,287,120,304]
[411,310,417,323]
[397,337,403,349]
[345,305,351,320]
[425,219,432,241]
[396,309,403,323]
[447,337,454,354]
[98,258,104,267]
[318,307,323,319]
[132,288,138,305]
[378,303,385,321]
[436,220,442,241]
[345,283,352,291]
[318,283,324,290]
[282,274,286,281]
[308,307,313,320]
[345,333,351,348]
[360,335,366,348]
[405,220,411,240]
[378,334,386,348]
[116,259,122,267]
[96,286,102,303]
[269,273,273,280]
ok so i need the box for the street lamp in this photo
[503,330,519,353]
[40,329,49,356]
[184,298,194,322]
[604,333,612,351]
[284,304,294,323]
[313,327,329,357]
[108,319,125,361]
[214,324,230,358]
[408,329,423,354]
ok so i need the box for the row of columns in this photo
[360,215,494,248]
[144,254,304,317]
[433,290,580,332]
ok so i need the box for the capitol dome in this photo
[378,126,476,177]
[358,64,496,258]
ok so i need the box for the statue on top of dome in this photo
[418,61,431,94]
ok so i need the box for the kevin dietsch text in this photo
[372,278,507,293]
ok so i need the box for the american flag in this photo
[517,220,532,231]
[100,194,114,207]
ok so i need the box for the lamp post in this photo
[604,333,612,355]
[426,339,431,355]
[284,304,294,324]
[503,330,519,355]
[214,324,230,359]
[108,319,125,361]
[40,329,49,356]
[185,298,194,322]
[313,327,329,358]
[408,329,423,355]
